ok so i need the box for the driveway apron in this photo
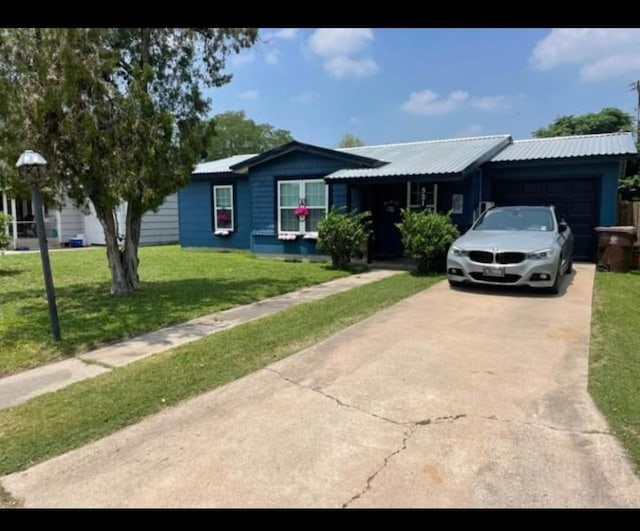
[3,264,640,507]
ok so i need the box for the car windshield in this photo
[474,208,554,232]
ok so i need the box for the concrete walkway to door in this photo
[3,264,640,507]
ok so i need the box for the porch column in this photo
[11,198,18,249]
[1,192,9,247]
[56,209,62,247]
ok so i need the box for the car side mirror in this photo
[558,221,568,233]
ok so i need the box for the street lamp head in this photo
[16,150,47,168]
[16,150,47,186]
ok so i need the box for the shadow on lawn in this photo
[1,274,325,357]
[0,268,23,277]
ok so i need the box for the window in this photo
[278,179,327,234]
[407,182,437,212]
[213,185,234,231]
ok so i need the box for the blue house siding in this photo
[178,176,251,249]
[248,151,364,254]
[250,151,362,235]
[330,183,348,210]
[432,174,476,232]
[484,159,620,226]
[179,137,632,261]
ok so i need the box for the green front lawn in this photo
[0,246,348,376]
[0,272,441,477]
[590,270,640,471]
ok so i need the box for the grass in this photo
[0,272,441,477]
[589,270,640,472]
[0,246,348,376]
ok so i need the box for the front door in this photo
[369,184,405,258]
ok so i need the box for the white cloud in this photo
[456,124,484,137]
[291,90,319,103]
[308,28,374,57]
[581,53,640,82]
[324,56,379,80]
[349,116,360,125]
[471,95,510,112]
[237,90,259,100]
[307,28,379,80]
[266,28,300,41]
[401,89,470,116]
[265,50,280,65]
[531,28,640,81]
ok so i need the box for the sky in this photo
[202,28,640,149]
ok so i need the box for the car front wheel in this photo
[564,256,573,275]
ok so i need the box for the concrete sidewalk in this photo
[0,269,400,409]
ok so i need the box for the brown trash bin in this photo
[594,226,637,272]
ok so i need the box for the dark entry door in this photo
[370,184,405,258]
[493,178,599,261]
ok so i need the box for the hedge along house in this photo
[178,132,636,262]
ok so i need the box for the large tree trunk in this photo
[122,197,143,292]
[93,198,142,295]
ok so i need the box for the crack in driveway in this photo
[264,367,406,426]
[264,367,612,508]
[472,414,611,437]
[341,425,416,508]
[264,367,472,508]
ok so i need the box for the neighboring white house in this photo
[1,190,179,250]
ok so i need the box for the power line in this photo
[631,80,640,141]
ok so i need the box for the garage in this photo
[493,178,599,261]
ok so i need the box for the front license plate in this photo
[483,266,505,277]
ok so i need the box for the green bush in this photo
[396,209,459,274]
[0,212,11,250]
[317,207,371,269]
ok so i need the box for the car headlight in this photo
[527,248,554,260]
[450,245,468,257]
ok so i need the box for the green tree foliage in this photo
[337,133,365,148]
[532,107,633,137]
[204,111,292,160]
[0,28,257,294]
[396,209,459,274]
[532,107,640,200]
[0,212,11,250]
[317,207,371,269]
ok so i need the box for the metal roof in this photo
[490,132,637,162]
[193,154,256,175]
[327,135,511,180]
[230,140,383,172]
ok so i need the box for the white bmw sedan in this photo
[446,205,574,294]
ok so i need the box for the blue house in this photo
[178,132,636,262]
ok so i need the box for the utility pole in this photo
[631,80,640,141]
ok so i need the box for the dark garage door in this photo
[493,178,599,261]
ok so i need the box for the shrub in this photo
[0,212,11,250]
[396,209,459,274]
[317,207,371,269]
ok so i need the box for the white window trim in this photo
[213,185,234,232]
[407,182,438,212]
[277,179,328,235]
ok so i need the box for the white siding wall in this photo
[54,193,178,247]
[139,193,179,245]
[57,196,85,242]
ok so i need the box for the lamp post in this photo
[16,150,61,341]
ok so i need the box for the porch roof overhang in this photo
[325,134,512,183]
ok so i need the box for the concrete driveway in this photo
[3,263,640,508]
